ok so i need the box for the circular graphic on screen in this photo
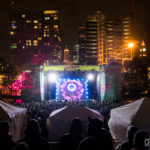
[67,83,77,92]
[60,80,84,100]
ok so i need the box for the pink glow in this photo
[3,71,36,96]
[16,99,22,104]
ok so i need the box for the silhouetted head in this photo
[134,131,149,149]
[70,117,82,136]
[25,119,41,138]
[87,117,102,137]
[77,136,101,150]
[127,126,138,141]
[0,121,10,135]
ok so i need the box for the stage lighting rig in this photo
[48,72,58,83]
[87,73,94,81]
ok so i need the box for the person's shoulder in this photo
[38,136,49,143]
[37,136,49,150]
[17,137,26,143]
[60,134,71,142]
[117,141,130,150]
[101,128,112,137]
[60,134,70,139]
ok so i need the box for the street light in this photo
[128,43,134,59]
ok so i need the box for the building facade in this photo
[85,11,105,65]
[10,10,62,70]
[78,26,86,65]
[63,46,70,64]
[105,17,131,65]
[73,44,79,64]
[82,11,132,65]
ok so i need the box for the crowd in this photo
[20,100,125,121]
[0,100,149,150]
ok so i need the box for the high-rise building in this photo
[73,44,79,64]
[43,10,62,64]
[122,17,132,62]
[139,41,147,57]
[10,11,42,68]
[63,46,70,64]
[10,10,62,69]
[78,26,86,65]
[85,11,105,65]
[105,17,131,64]
[83,11,132,65]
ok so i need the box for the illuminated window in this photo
[54,25,58,28]
[123,29,130,31]
[33,40,38,46]
[26,40,32,46]
[10,43,17,49]
[22,14,26,18]
[26,20,31,23]
[143,48,146,52]
[34,20,38,23]
[46,25,49,28]
[45,17,50,20]
[124,32,130,35]
[44,10,58,14]
[54,16,58,20]
[12,23,17,29]
[38,37,42,40]
[34,26,38,29]
[12,21,16,23]
[58,37,61,42]
[10,31,14,35]
[38,23,42,28]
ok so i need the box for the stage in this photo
[40,64,122,102]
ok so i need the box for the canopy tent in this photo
[108,97,150,142]
[47,106,104,141]
[0,100,27,141]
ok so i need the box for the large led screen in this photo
[56,78,88,100]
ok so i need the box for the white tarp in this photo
[47,106,104,141]
[0,100,27,142]
[108,97,150,142]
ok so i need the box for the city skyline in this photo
[0,0,150,59]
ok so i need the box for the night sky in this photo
[0,0,150,59]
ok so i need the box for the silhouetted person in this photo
[77,136,102,150]
[117,126,138,150]
[132,131,149,150]
[0,121,16,150]
[12,142,30,150]
[102,117,110,131]
[18,119,49,150]
[59,117,83,150]
[87,117,114,150]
